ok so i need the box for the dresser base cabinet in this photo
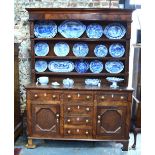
[26,86,133,151]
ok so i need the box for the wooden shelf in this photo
[34,56,126,60]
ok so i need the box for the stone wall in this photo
[14,0,120,112]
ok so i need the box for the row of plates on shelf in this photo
[35,42,125,58]
[35,60,124,74]
[34,20,126,39]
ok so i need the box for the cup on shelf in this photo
[36,76,49,85]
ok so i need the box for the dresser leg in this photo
[25,138,36,149]
[121,141,129,151]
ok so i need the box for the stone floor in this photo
[15,133,141,155]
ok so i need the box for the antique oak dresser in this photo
[25,8,134,151]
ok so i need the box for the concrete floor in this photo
[15,133,141,155]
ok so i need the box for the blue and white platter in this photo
[73,43,89,57]
[34,21,57,38]
[104,23,126,39]
[86,24,104,38]
[35,60,48,72]
[90,60,103,73]
[94,44,108,57]
[85,79,101,86]
[109,43,125,58]
[105,61,124,73]
[58,20,86,38]
[34,42,49,56]
[48,61,74,72]
[75,60,89,73]
[54,42,69,57]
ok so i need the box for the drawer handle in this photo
[67,95,71,99]
[67,130,71,134]
[52,95,56,99]
[77,93,80,98]
[77,105,80,109]
[76,117,80,121]
[85,131,89,135]
[86,107,90,111]
[101,96,105,99]
[86,96,90,100]
[67,107,71,111]
[120,96,124,99]
[76,129,80,133]
[34,94,38,98]
[56,114,59,117]
[67,119,71,123]
[86,119,89,123]
[44,93,47,97]
[112,94,114,98]
[98,120,101,124]
[97,115,101,119]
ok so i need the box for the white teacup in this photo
[36,76,49,85]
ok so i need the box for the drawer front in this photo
[63,92,93,103]
[64,105,93,116]
[29,90,61,101]
[96,93,129,102]
[64,116,92,126]
[64,128,92,137]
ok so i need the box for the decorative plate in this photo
[86,24,104,38]
[54,42,70,57]
[94,44,108,57]
[34,42,49,56]
[73,43,89,57]
[35,60,48,72]
[104,23,126,39]
[75,60,89,73]
[34,21,57,38]
[85,79,101,86]
[90,60,103,73]
[109,43,125,58]
[105,61,124,73]
[58,20,86,38]
[48,61,74,72]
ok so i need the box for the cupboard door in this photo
[31,104,60,137]
[96,106,126,138]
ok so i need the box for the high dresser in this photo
[25,8,134,151]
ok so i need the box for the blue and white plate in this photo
[34,21,57,38]
[58,20,86,38]
[90,60,103,73]
[48,61,74,72]
[105,61,124,73]
[34,42,49,56]
[54,42,69,57]
[104,23,126,39]
[109,43,125,58]
[75,60,89,73]
[73,43,89,57]
[94,45,108,57]
[86,24,104,38]
[35,60,48,72]
[85,79,101,86]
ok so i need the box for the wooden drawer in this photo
[63,92,93,103]
[64,116,92,126]
[64,128,92,137]
[96,93,129,102]
[29,90,61,101]
[64,105,93,116]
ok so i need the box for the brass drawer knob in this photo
[86,96,90,99]
[67,107,71,111]
[44,93,47,97]
[98,120,101,124]
[120,96,124,99]
[97,115,101,119]
[85,131,89,135]
[67,119,71,123]
[34,94,38,98]
[101,96,105,99]
[52,95,56,99]
[86,107,90,111]
[86,119,89,123]
[67,95,71,99]
[76,129,80,133]
[67,130,71,134]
